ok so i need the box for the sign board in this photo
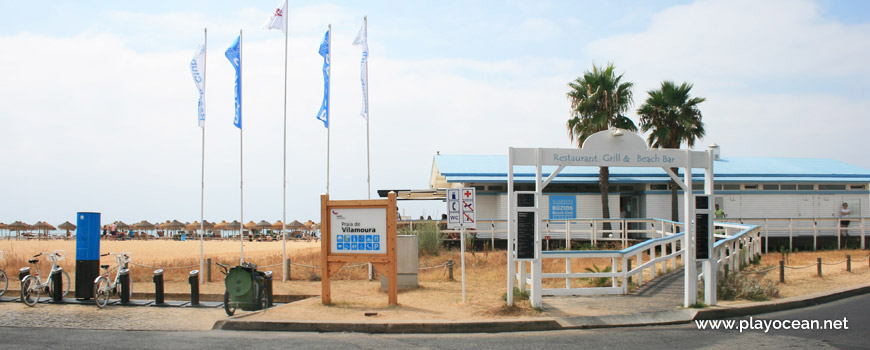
[549,195,576,220]
[330,208,386,254]
[460,188,475,229]
[517,193,535,208]
[695,195,712,260]
[516,211,536,260]
[446,189,461,229]
[446,188,475,229]
[321,193,397,305]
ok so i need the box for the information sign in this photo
[329,208,386,254]
[549,195,576,220]
[516,211,535,260]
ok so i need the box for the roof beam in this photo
[542,165,566,189]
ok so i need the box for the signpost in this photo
[446,187,474,302]
[321,192,397,305]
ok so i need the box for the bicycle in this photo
[20,250,71,306]
[93,252,133,308]
[0,251,7,297]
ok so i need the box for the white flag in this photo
[353,20,369,120]
[190,41,206,128]
[263,0,287,33]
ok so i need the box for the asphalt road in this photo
[1,294,866,350]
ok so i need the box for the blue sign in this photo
[549,196,576,220]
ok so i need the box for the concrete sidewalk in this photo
[213,274,870,333]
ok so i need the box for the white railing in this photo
[517,219,760,297]
[717,217,867,252]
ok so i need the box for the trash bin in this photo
[224,262,266,311]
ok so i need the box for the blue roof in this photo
[433,155,870,184]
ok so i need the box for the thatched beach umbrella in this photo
[225,220,242,237]
[114,221,130,230]
[287,220,304,230]
[7,221,29,239]
[186,221,201,231]
[32,221,57,238]
[0,222,6,238]
[57,221,76,238]
[271,220,284,230]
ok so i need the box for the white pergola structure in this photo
[506,128,718,308]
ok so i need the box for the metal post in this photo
[207,258,212,283]
[153,269,164,305]
[817,258,822,277]
[265,271,274,307]
[120,268,131,304]
[447,259,454,281]
[50,267,63,302]
[286,258,292,280]
[189,270,200,306]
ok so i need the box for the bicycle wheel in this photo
[223,291,236,316]
[93,276,110,309]
[0,270,7,297]
[61,270,71,297]
[21,276,39,307]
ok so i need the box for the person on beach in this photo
[839,202,851,236]
[714,204,726,219]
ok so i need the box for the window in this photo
[488,185,504,191]
[650,184,668,191]
[762,184,779,191]
[692,183,704,191]
[850,184,866,190]
[797,184,814,190]
[723,184,740,191]
[714,184,724,191]
[818,184,846,191]
[473,185,485,191]
[744,184,758,190]
[780,184,797,190]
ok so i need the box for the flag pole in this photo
[364,17,371,200]
[239,29,245,265]
[200,27,207,284]
[281,4,288,282]
[326,24,331,195]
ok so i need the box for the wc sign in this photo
[447,188,475,229]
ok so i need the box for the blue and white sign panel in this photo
[330,208,386,254]
[446,189,461,229]
[549,195,576,220]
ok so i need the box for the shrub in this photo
[415,222,443,256]
[502,287,530,301]
[584,264,613,287]
[718,272,779,301]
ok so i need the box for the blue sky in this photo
[1,0,869,226]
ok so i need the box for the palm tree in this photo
[637,81,706,222]
[566,63,637,228]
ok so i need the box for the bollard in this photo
[19,267,30,282]
[779,260,785,283]
[368,263,374,281]
[153,269,164,304]
[207,258,212,283]
[119,268,131,303]
[447,260,454,281]
[817,258,822,277]
[286,258,292,281]
[846,255,851,272]
[50,267,63,302]
[188,270,199,306]
[264,271,274,308]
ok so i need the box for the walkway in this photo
[542,267,685,318]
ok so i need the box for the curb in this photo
[214,283,870,333]
[214,319,563,333]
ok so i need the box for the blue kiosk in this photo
[75,212,100,299]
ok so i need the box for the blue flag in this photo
[316,29,329,128]
[225,35,242,129]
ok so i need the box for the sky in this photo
[1,0,869,227]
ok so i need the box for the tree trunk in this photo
[670,166,679,224]
[600,166,612,231]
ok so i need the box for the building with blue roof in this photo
[429,154,870,221]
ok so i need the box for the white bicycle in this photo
[93,252,133,308]
[20,250,71,306]
[0,251,7,297]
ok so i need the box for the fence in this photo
[717,217,867,252]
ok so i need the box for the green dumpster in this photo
[223,262,266,315]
